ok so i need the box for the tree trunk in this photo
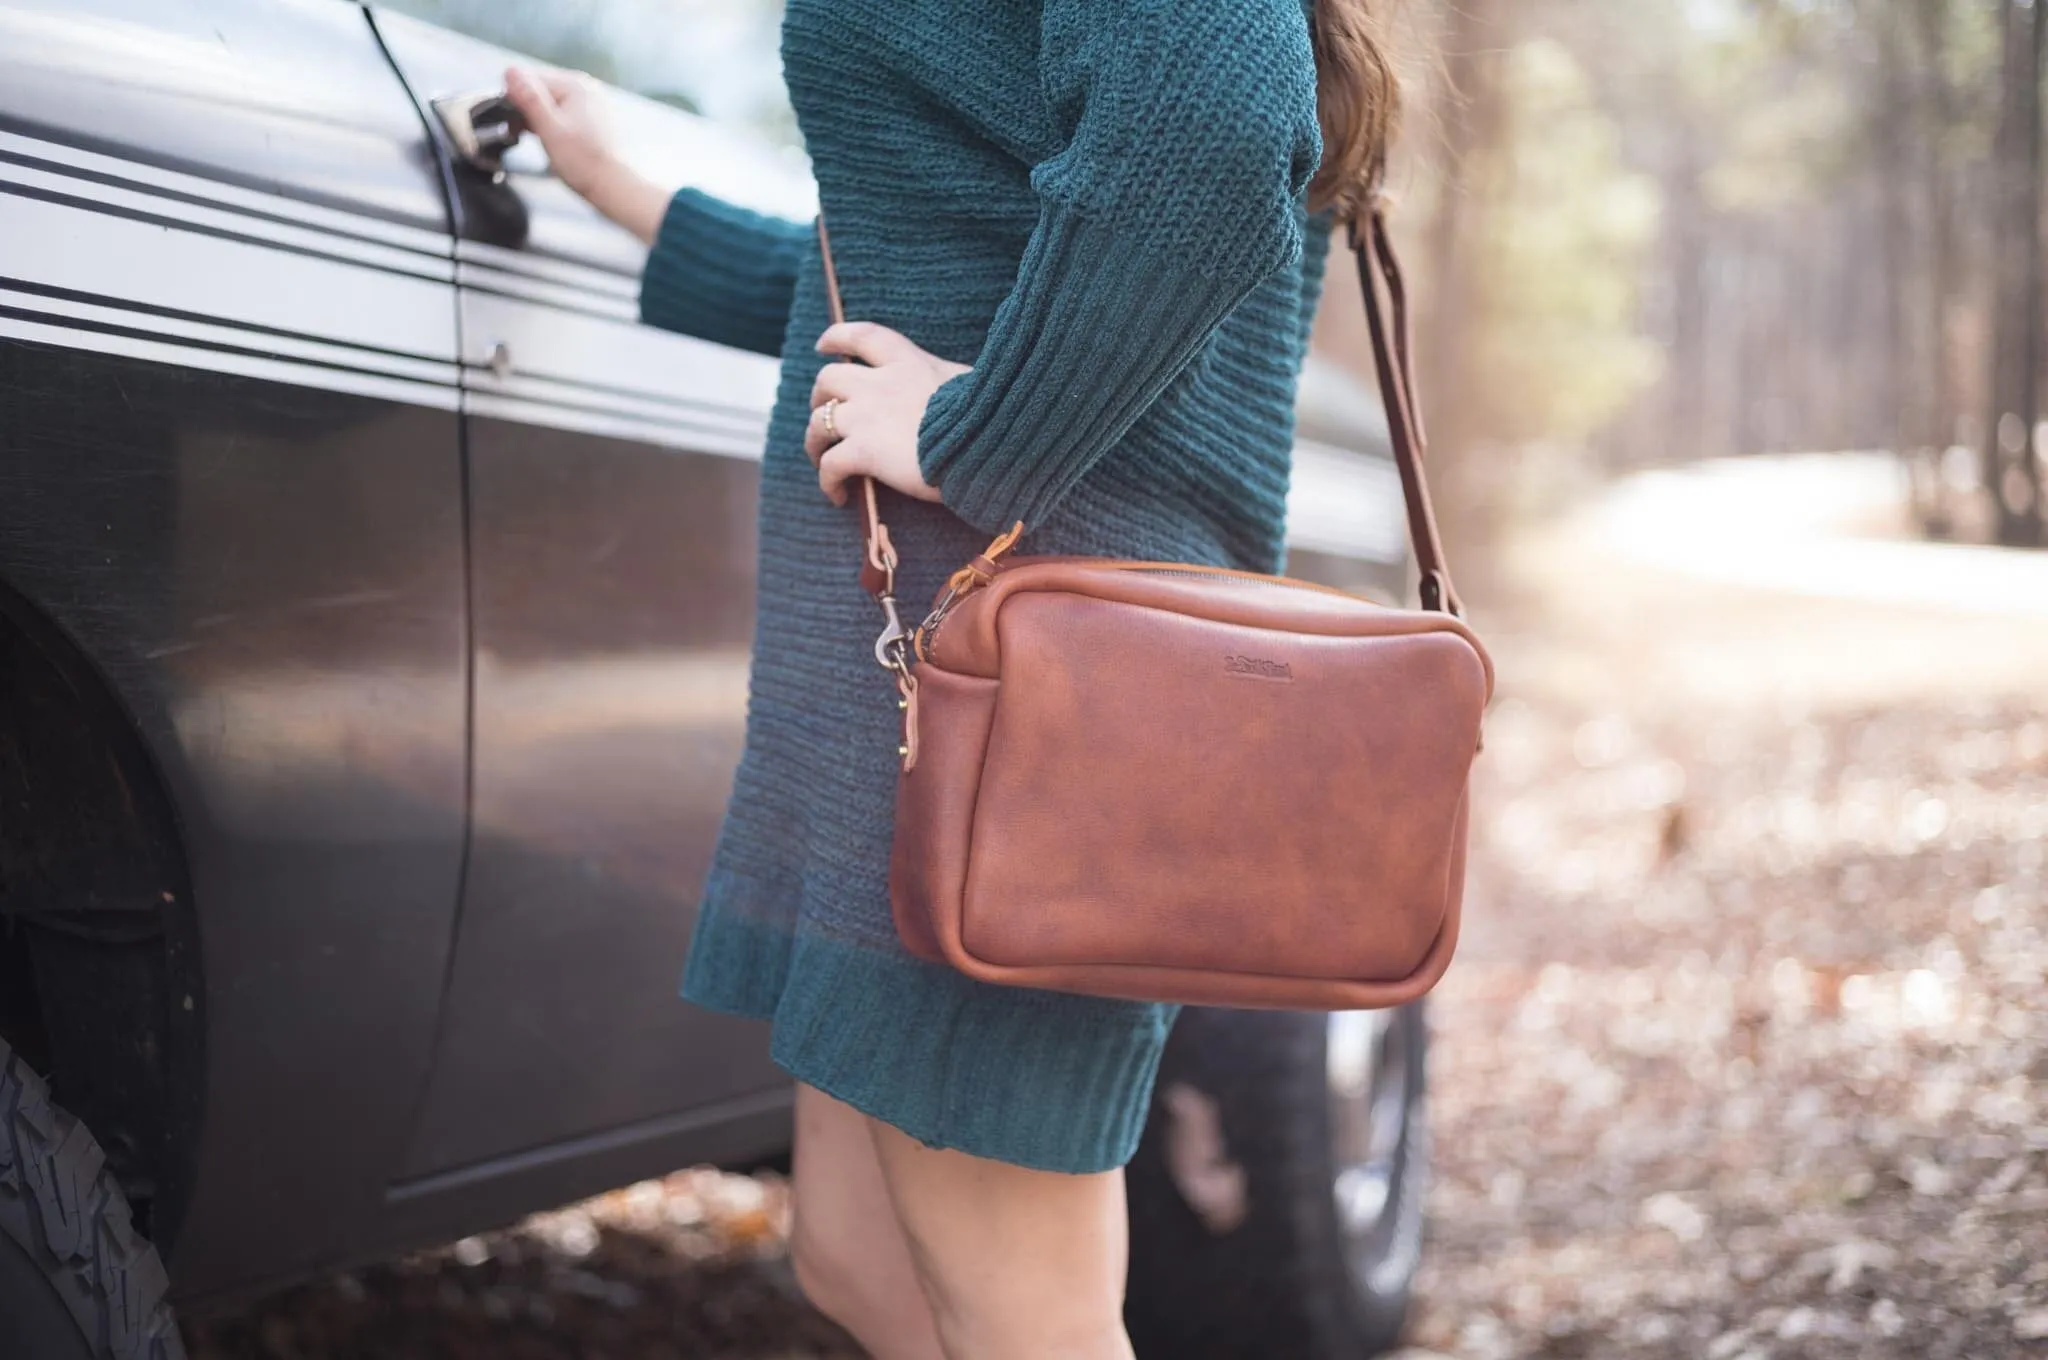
[1877,6,1917,461]
[1911,0,1959,453]
[1986,0,2045,545]
[1419,0,1507,502]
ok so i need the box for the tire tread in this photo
[0,1042,184,1360]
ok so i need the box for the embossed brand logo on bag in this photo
[1224,654,1293,681]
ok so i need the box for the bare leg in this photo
[789,1084,947,1359]
[868,1117,1137,1360]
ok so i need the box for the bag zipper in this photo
[914,560,1371,662]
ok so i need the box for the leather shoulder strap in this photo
[815,208,1461,615]
[1351,210,1459,615]
[816,219,901,601]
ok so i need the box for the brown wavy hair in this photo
[1309,0,1402,219]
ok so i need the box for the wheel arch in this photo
[0,575,204,1255]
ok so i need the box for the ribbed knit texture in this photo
[646,0,1331,1173]
[641,188,809,357]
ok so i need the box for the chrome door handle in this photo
[431,91,528,179]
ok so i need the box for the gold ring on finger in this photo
[821,397,841,441]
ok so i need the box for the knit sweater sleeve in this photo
[915,0,1323,535]
[639,187,810,357]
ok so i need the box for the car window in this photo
[371,0,798,147]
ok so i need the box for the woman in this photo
[506,2,1397,1354]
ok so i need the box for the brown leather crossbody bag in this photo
[818,209,1492,1010]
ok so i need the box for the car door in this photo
[371,13,809,1185]
[0,0,468,1296]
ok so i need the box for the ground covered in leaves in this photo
[1392,544,2048,1360]
[189,477,2046,1358]
[1389,498,2047,1360]
[184,1170,863,1360]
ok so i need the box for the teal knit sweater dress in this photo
[642,0,1332,1174]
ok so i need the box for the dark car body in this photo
[0,0,1409,1322]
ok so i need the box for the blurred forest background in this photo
[1388,0,2048,555]
[385,0,2048,555]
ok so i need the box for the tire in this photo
[0,1039,184,1360]
[1126,1003,1428,1359]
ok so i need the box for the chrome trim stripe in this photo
[0,315,461,412]
[456,259,639,325]
[465,391,764,460]
[457,238,641,304]
[0,135,781,455]
[0,190,459,362]
[0,304,766,458]
[0,158,453,284]
[0,130,792,457]
[0,288,461,388]
[466,366,767,441]
[458,289,780,426]
[0,129,450,258]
